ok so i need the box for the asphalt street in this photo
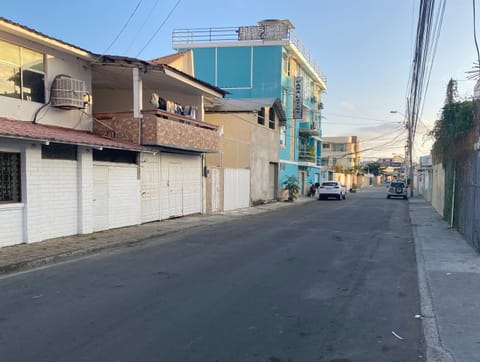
[0,187,423,362]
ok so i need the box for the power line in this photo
[94,0,144,62]
[124,0,161,54]
[135,0,182,58]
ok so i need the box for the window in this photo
[0,153,21,203]
[323,143,330,149]
[0,39,45,103]
[268,107,275,129]
[282,53,290,76]
[42,143,77,160]
[332,144,346,152]
[280,125,286,147]
[93,149,137,164]
[257,107,265,125]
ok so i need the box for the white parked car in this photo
[318,181,346,200]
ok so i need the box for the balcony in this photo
[299,121,319,136]
[93,110,219,153]
[298,148,318,166]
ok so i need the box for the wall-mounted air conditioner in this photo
[51,76,89,109]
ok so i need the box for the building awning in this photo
[0,117,152,152]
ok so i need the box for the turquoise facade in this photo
[182,44,324,195]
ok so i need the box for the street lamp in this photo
[390,110,413,197]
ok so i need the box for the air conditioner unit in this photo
[51,76,89,109]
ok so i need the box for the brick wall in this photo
[94,113,219,152]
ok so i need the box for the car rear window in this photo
[390,182,405,187]
[322,182,338,186]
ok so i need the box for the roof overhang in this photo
[0,17,94,60]
[92,56,226,99]
[0,117,153,153]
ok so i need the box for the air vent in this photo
[51,76,89,109]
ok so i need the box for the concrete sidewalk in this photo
[0,197,315,275]
[409,196,480,362]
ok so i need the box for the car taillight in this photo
[334,186,339,188]
[319,186,324,188]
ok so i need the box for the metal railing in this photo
[172,26,326,84]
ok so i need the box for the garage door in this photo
[93,164,140,232]
[224,168,250,211]
[142,153,202,221]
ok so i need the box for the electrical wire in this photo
[135,0,182,58]
[92,0,144,63]
[474,0,480,68]
[124,0,161,54]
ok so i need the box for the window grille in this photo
[0,153,21,203]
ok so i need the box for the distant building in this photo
[321,136,361,177]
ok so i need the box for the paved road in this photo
[0,187,423,362]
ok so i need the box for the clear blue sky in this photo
[2,0,478,159]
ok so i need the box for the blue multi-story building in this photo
[173,19,327,196]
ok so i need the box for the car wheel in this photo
[404,195,408,200]
[318,195,323,200]
[342,193,346,200]
[387,195,391,199]
[337,194,342,200]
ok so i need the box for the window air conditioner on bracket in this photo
[51,76,90,109]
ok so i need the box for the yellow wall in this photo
[205,113,252,169]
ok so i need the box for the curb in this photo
[409,200,454,362]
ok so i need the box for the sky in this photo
[2,0,478,160]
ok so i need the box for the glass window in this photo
[280,125,286,147]
[332,144,346,152]
[268,107,275,129]
[257,107,265,125]
[0,153,21,203]
[0,39,45,103]
[42,143,77,160]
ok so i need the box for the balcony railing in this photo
[172,26,326,84]
[93,110,219,153]
[298,149,317,164]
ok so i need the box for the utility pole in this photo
[390,110,414,197]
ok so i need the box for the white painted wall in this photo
[0,31,92,130]
[432,163,445,216]
[0,204,24,247]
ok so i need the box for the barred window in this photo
[0,153,21,203]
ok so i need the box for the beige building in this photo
[321,136,361,175]
[205,98,285,212]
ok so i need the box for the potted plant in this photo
[283,175,300,202]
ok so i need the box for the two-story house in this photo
[0,17,224,247]
[205,98,285,211]
[172,19,327,197]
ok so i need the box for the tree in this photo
[363,162,382,176]
[282,175,300,202]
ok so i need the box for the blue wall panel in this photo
[191,48,216,85]
[217,47,251,88]
[251,46,282,98]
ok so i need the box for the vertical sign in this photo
[294,77,303,119]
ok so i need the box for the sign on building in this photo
[238,24,289,41]
[294,77,304,119]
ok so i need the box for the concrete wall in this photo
[431,163,445,216]
[205,113,251,169]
